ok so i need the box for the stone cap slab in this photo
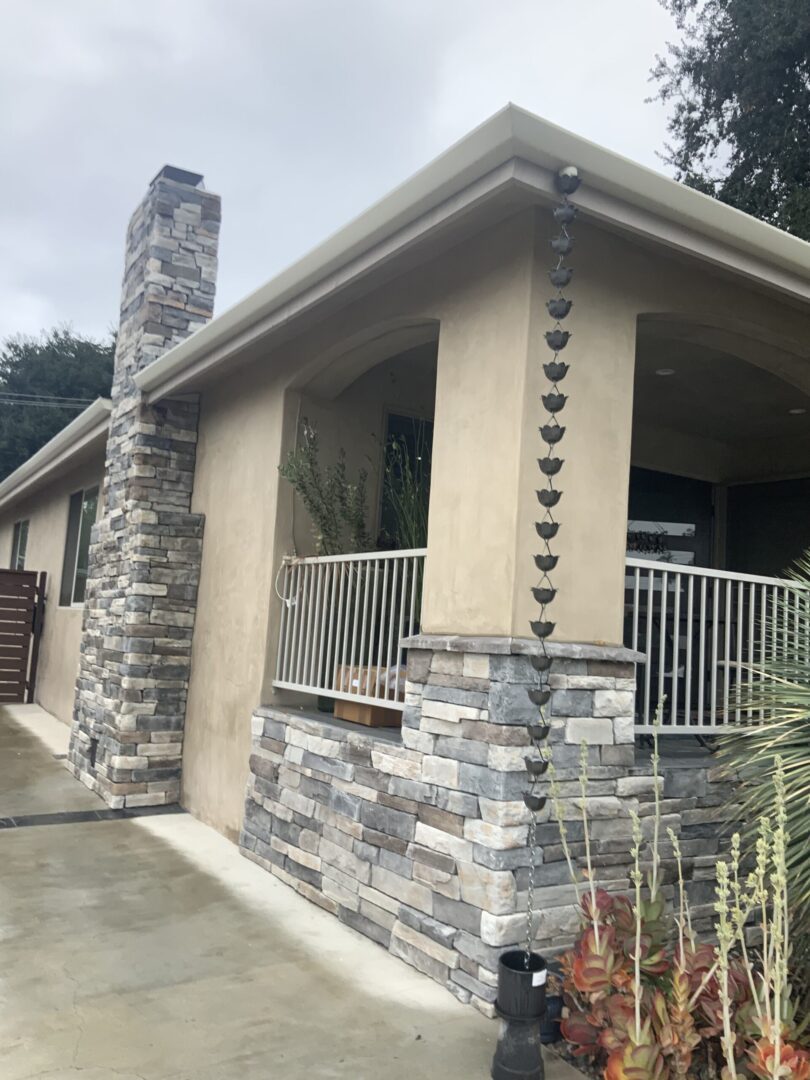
[401,634,644,665]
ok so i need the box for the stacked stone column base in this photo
[239,637,735,1014]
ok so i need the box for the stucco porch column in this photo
[421,213,639,648]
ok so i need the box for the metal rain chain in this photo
[491,165,581,1080]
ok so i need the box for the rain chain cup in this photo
[491,165,580,1080]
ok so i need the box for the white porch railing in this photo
[274,549,426,709]
[625,557,807,732]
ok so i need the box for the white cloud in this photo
[0,0,677,341]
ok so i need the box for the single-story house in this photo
[2,105,808,1013]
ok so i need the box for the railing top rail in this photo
[625,556,804,590]
[283,548,427,566]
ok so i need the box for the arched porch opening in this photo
[271,321,439,723]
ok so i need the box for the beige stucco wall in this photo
[183,212,536,836]
[0,456,104,723]
[182,205,810,837]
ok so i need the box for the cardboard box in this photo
[333,664,403,728]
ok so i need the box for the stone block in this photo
[414,822,474,863]
[463,653,490,680]
[564,717,614,745]
[338,905,391,948]
[359,802,416,842]
[430,652,463,676]
[390,930,450,984]
[370,865,433,914]
[433,894,483,935]
[464,820,529,850]
[421,756,460,787]
[593,691,635,718]
[458,862,517,915]
[406,649,431,683]
[550,690,594,717]
[435,789,479,817]
[450,968,497,1004]
[397,907,457,949]
[487,744,529,773]
[433,736,489,765]
[416,804,464,837]
[421,699,483,724]
[423,684,489,709]
[391,920,458,968]
[478,798,531,827]
[371,749,422,781]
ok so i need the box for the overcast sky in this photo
[0,1,676,343]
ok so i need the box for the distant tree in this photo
[0,327,114,479]
[651,0,810,240]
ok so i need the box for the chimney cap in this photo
[153,165,205,188]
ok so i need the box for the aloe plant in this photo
[717,552,810,1011]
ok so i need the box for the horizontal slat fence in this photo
[625,557,807,732]
[274,549,426,709]
[0,569,45,704]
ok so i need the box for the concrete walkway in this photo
[0,706,578,1079]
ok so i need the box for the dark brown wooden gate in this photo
[0,570,46,704]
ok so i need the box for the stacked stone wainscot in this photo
[241,638,737,1014]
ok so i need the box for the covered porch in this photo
[270,312,810,741]
[626,316,810,733]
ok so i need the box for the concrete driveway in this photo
[0,706,576,1080]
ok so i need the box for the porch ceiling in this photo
[633,337,810,444]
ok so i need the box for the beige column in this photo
[419,216,535,636]
[513,220,639,645]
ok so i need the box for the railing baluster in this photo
[684,574,694,730]
[288,562,302,684]
[747,582,755,726]
[632,566,640,651]
[671,570,680,727]
[304,563,321,687]
[723,578,732,723]
[735,580,743,724]
[644,568,653,726]
[385,558,399,702]
[323,563,338,691]
[657,569,668,717]
[710,578,719,726]
[376,560,390,695]
[698,575,707,727]
[277,561,291,682]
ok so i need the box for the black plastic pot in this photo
[491,950,547,1080]
[540,995,563,1044]
[539,959,563,1044]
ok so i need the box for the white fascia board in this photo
[0,398,111,514]
[136,104,810,400]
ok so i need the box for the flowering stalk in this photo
[579,740,600,949]
[547,761,582,904]
[629,808,643,1044]
[715,859,739,1080]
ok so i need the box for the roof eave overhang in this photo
[135,104,810,403]
[0,398,112,515]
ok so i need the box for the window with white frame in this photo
[60,486,99,606]
[10,519,29,570]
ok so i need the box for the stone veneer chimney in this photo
[68,166,221,808]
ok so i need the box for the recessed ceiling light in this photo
[789,407,806,415]
[655,368,675,376]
